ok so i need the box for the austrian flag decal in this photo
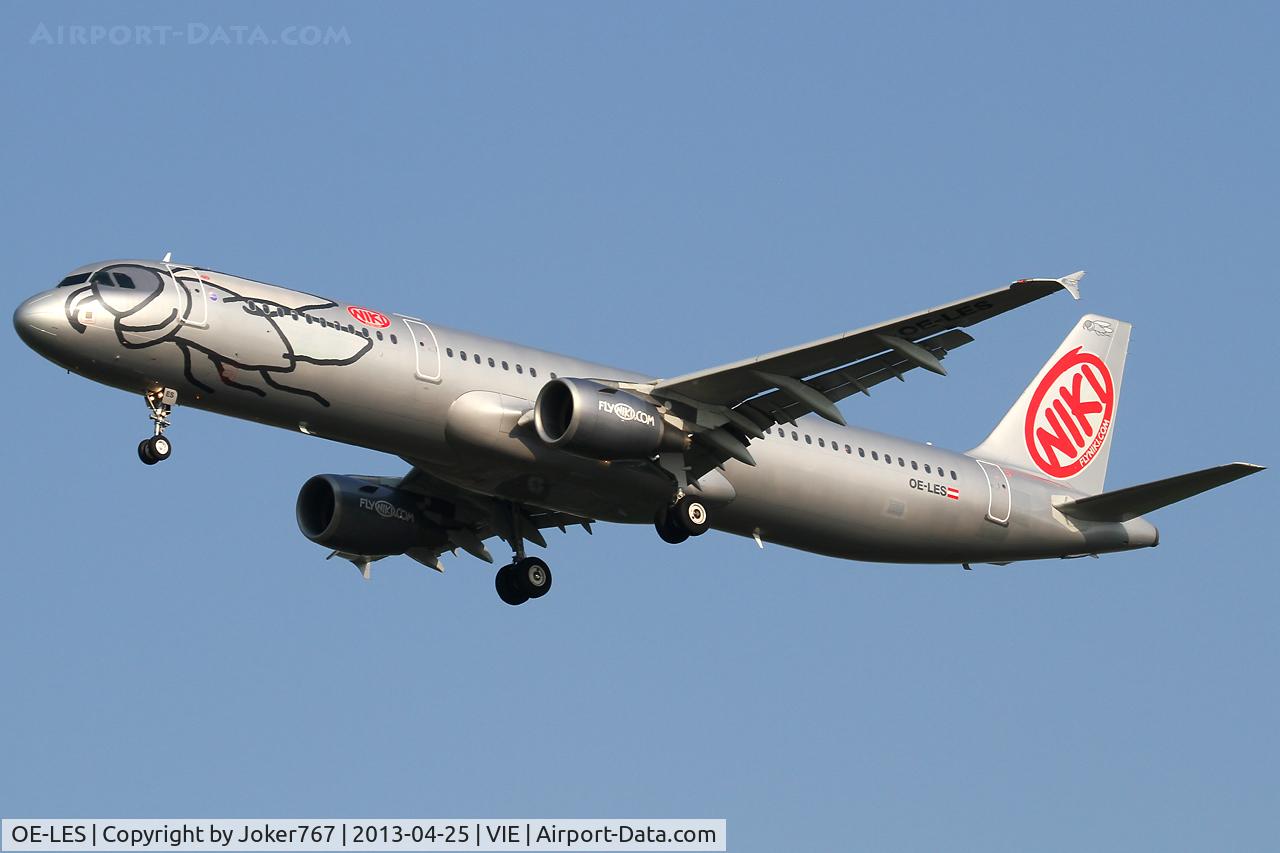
[1024,347,1115,479]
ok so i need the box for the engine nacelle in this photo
[534,377,684,460]
[296,474,425,555]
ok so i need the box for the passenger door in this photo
[399,316,442,382]
[975,460,1011,525]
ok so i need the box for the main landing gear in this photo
[137,388,177,465]
[495,556,553,606]
[654,495,711,544]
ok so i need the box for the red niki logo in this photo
[347,306,390,328]
[1024,347,1115,479]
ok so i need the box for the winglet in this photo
[1058,270,1085,301]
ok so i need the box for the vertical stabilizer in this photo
[968,315,1130,495]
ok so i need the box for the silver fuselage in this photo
[13,261,1158,565]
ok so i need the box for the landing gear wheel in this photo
[655,509,690,544]
[137,439,159,465]
[673,497,710,536]
[513,556,552,599]
[139,389,177,466]
[495,564,529,606]
[146,435,172,462]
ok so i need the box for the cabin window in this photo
[446,347,453,357]
[502,361,509,370]
[898,457,905,467]
[924,464,931,473]
[884,453,893,465]
[530,368,538,377]
[911,460,919,470]
[377,331,384,341]
[951,470,958,480]
[389,334,397,344]
[858,448,865,458]
[488,357,495,367]
[804,434,812,444]
[474,353,481,364]
[845,444,852,454]
[550,372,558,379]
[459,350,467,360]
[817,437,825,448]
[871,451,879,460]
[792,431,799,441]
[516,364,523,374]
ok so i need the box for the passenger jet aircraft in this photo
[13,260,1262,604]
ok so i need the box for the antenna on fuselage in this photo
[162,251,172,263]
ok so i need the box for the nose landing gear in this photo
[138,388,177,465]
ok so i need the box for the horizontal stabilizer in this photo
[1057,463,1264,522]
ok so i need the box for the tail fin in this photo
[968,314,1131,495]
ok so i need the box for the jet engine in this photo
[296,474,429,555]
[533,377,686,460]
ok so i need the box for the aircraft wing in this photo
[391,463,594,571]
[646,272,1083,471]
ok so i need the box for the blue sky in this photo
[1,2,1275,851]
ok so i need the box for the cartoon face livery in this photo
[63,264,186,345]
[41,261,376,408]
[1023,347,1115,479]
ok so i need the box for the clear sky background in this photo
[1,2,1275,851]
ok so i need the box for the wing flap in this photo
[733,329,973,428]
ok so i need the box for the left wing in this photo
[640,272,1083,473]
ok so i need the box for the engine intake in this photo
[296,474,427,555]
[534,377,684,460]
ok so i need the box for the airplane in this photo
[13,259,1263,604]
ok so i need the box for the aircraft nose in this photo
[13,291,64,350]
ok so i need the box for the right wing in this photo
[395,463,594,570]
[326,465,595,578]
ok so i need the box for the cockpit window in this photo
[57,273,90,288]
[83,269,137,289]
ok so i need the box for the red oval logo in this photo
[1023,347,1115,479]
[347,306,390,328]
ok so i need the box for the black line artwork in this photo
[62,263,375,407]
